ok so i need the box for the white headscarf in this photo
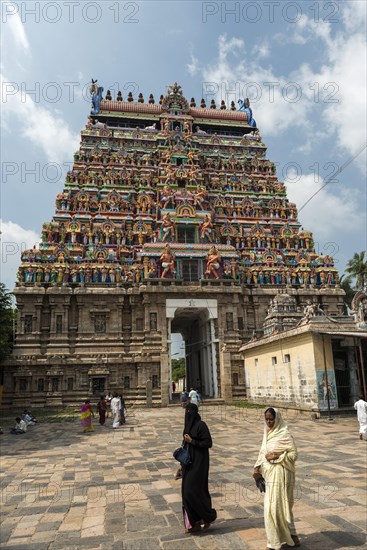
[254,407,297,469]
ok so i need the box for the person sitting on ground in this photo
[10,417,27,434]
[21,411,36,426]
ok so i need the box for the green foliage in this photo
[345,251,367,290]
[339,275,354,309]
[230,401,265,409]
[0,283,15,362]
[171,358,185,382]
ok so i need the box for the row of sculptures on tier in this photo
[72,153,272,180]
[39,221,312,251]
[57,179,288,215]
[54,194,296,221]
[76,138,266,162]
[17,259,338,288]
[22,240,327,270]
[75,142,269,168]
[64,168,277,193]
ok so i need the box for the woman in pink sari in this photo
[80,399,94,432]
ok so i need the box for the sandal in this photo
[185,523,202,534]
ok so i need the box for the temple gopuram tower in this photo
[3,82,344,407]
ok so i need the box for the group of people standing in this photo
[178,404,300,550]
[80,393,126,432]
[180,387,201,408]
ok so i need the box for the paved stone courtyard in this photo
[0,405,366,550]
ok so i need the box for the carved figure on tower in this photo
[161,213,175,242]
[160,244,175,279]
[160,184,175,209]
[200,214,213,242]
[205,246,222,279]
[238,98,256,128]
[194,185,208,211]
[90,79,104,115]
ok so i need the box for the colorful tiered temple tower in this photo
[4,82,344,407]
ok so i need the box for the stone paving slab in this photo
[0,405,366,549]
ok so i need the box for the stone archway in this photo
[167,299,219,398]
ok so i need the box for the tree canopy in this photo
[171,358,185,382]
[0,283,15,362]
[345,251,367,290]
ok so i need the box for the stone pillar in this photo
[146,377,152,408]
[160,352,170,406]
[219,346,233,402]
[210,319,219,398]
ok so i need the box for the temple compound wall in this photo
[3,284,344,408]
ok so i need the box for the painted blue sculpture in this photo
[238,98,256,128]
[90,79,104,115]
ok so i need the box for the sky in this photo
[1,0,366,296]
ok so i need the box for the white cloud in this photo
[4,6,30,52]
[191,1,367,172]
[0,220,39,291]
[252,42,270,59]
[285,173,364,242]
[186,54,200,77]
[342,0,367,33]
[201,36,312,136]
[1,73,80,164]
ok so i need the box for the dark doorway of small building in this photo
[333,346,350,406]
[92,378,106,395]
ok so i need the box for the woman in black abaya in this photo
[182,403,217,533]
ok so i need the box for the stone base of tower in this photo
[2,282,345,409]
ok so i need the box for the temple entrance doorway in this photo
[167,299,219,401]
[92,377,106,395]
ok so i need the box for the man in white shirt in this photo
[354,395,367,440]
[110,393,122,429]
[10,417,27,434]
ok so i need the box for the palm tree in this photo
[345,251,367,290]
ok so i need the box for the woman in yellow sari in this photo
[80,399,94,433]
[253,407,300,550]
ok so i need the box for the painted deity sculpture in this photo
[238,98,256,128]
[161,213,175,242]
[90,79,104,115]
[160,244,175,279]
[205,246,222,279]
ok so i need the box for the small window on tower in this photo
[226,313,234,331]
[95,314,106,333]
[24,315,33,333]
[56,315,62,334]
